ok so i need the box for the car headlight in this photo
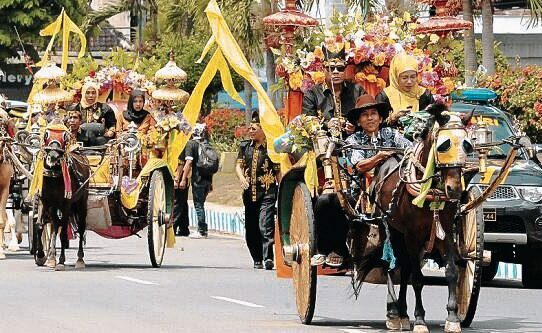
[517,186,542,203]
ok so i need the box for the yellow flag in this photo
[35,9,64,67]
[62,10,87,71]
[167,0,293,178]
[203,0,290,171]
[34,9,87,71]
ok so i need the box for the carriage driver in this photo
[311,94,411,267]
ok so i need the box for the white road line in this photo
[210,296,264,308]
[116,276,158,285]
[339,329,368,333]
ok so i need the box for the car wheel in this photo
[522,253,542,288]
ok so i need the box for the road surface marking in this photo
[340,329,368,333]
[116,276,158,285]
[211,296,264,308]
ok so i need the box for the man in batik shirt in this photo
[236,112,280,270]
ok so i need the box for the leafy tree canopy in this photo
[0,0,86,62]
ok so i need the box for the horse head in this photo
[425,103,474,200]
[43,125,71,174]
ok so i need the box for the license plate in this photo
[483,209,497,222]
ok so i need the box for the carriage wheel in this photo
[457,186,484,327]
[27,205,35,255]
[27,198,37,255]
[290,182,317,324]
[147,170,167,268]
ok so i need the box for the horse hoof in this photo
[46,258,57,268]
[8,240,20,252]
[17,233,23,244]
[444,320,461,333]
[0,251,5,260]
[413,324,429,333]
[75,260,85,269]
[54,264,65,271]
[400,317,411,330]
[386,317,402,330]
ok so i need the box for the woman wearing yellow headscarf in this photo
[73,80,118,142]
[376,52,434,124]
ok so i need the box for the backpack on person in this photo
[196,141,220,177]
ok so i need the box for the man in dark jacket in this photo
[236,113,280,270]
[302,46,364,135]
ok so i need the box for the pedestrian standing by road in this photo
[236,113,280,270]
[180,123,217,238]
[173,149,190,236]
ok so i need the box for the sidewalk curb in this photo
[191,202,523,281]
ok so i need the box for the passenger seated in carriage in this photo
[119,89,156,135]
[312,94,411,267]
[71,80,117,145]
[376,52,435,125]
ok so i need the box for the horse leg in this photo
[75,213,86,269]
[55,225,65,271]
[7,209,20,251]
[0,186,9,259]
[398,263,411,331]
[411,263,429,333]
[444,242,461,333]
[46,226,57,268]
[385,271,402,330]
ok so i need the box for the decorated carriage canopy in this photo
[274,11,463,100]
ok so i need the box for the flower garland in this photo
[274,11,463,100]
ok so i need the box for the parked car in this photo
[451,88,542,288]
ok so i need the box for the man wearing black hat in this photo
[312,94,411,267]
[302,46,364,134]
[236,112,280,270]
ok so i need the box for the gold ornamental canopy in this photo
[34,61,66,81]
[32,60,73,105]
[32,85,74,105]
[152,51,190,103]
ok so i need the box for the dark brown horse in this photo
[368,104,474,333]
[35,125,90,270]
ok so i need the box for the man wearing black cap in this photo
[312,94,411,267]
[236,112,280,270]
[302,46,364,134]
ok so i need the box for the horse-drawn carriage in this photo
[276,105,522,332]
[22,58,189,270]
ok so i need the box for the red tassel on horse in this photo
[61,159,72,199]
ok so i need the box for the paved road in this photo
[1,231,541,333]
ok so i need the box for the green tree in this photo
[462,0,542,80]
[0,0,86,61]
[144,31,244,116]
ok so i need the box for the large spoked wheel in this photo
[457,186,484,327]
[147,170,167,268]
[290,182,317,324]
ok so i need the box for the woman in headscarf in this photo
[376,52,434,125]
[120,89,155,134]
[74,80,117,140]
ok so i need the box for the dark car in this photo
[451,89,542,288]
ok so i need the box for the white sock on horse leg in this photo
[7,210,20,251]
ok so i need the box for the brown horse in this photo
[35,125,90,270]
[367,104,474,333]
[0,108,14,259]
